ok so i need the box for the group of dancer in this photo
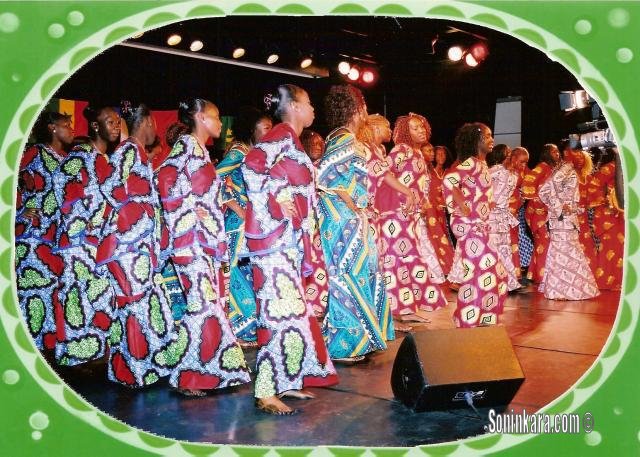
[15,82,623,415]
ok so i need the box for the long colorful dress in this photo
[589,162,624,290]
[575,174,598,271]
[488,164,520,291]
[443,156,507,327]
[216,142,258,341]
[52,143,114,365]
[426,167,454,275]
[156,134,250,390]
[508,169,526,275]
[15,144,67,350]
[376,143,447,315]
[242,123,338,398]
[363,143,394,340]
[537,162,599,300]
[316,129,388,358]
[96,137,176,387]
[522,162,553,282]
[303,160,330,316]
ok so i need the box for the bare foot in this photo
[255,396,299,415]
[393,321,413,332]
[278,389,316,400]
[398,313,431,324]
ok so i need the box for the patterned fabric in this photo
[589,162,624,290]
[443,157,507,327]
[316,129,388,358]
[97,137,175,387]
[242,122,338,397]
[303,161,330,316]
[15,144,67,350]
[363,143,394,340]
[156,134,250,390]
[522,162,553,282]
[216,142,257,341]
[52,143,114,365]
[427,167,454,275]
[538,162,599,300]
[375,143,447,315]
[488,164,520,291]
[517,205,533,267]
[575,175,598,270]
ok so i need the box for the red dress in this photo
[522,163,553,283]
[426,166,454,275]
[589,162,624,290]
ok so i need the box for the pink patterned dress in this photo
[538,162,599,300]
[376,143,447,316]
[443,157,507,327]
[488,164,521,291]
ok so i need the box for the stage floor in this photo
[52,286,620,447]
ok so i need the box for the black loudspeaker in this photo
[391,326,525,412]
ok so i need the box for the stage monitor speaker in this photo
[391,326,524,412]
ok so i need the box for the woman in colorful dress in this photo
[378,113,448,325]
[589,147,624,290]
[537,145,599,300]
[486,144,521,292]
[52,104,120,366]
[564,146,598,271]
[357,113,408,335]
[424,144,455,276]
[443,123,507,327]
[96,103,177,388]
[508,147,532,285]
[316,85,389,363]
[216,107,272,346]
[16,111,74,351]
[242,85,338,415]
[156,98,251,396]
[522,145,557,283]
[300,129,330,317]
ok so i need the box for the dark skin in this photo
[90,107,121,154]
[23,118,74,220]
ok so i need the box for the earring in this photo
[53,129,56,133]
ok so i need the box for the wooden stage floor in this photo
[52,286,620,447]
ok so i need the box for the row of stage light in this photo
[130,31,487,81]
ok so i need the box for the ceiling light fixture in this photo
[232,47,245,59]
[189,40,204,52]
[167,34,182,46]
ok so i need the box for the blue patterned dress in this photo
[242,122,338,398]
[316,128,388,359]
[15,144,67,350]
[156,134,250,390]
[97,137,175,387]
[52,143,114,365]
[216,142,258,342]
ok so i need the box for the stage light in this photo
[189,40,203,52]
[362,69,375,84]
[167,34,182,46]
[448,46,464,62]
[465,53,479,67]
[347,67,360,81]
[470,42,489,61]
[232,47,245,59]
[338,61,351,75]
[300,56,313,68]
[267,53,279,64]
